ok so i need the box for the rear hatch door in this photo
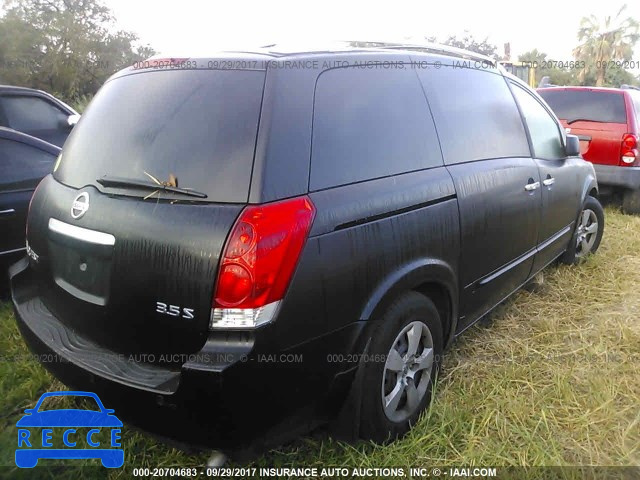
[28,63,266,358]
[538,88,628,166]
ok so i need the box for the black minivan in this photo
[11,44,604,450]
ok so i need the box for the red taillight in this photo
[213,196,315,319]
[621,133,638,165]
[622,134,637,149]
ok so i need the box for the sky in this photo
[104,0,640,69]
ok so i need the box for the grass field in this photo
[0,206,638,479]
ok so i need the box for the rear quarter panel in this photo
[273,168,459,351]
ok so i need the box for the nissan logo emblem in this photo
[71,192,90,219]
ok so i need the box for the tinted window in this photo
[538,89,627,124]
[512,85,566,160]
[55,69,265,203]
[416,66,530,164]
[310,66,442,190]
[0,139,56,190]
[2,95,66,131]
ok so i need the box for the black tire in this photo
[622,189,640,215]
[359,291,443,443]
[560,196,604,265]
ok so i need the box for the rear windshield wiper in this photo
[96,176,208,199]
[566,118,599,125]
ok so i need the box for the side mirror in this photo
[67,114,81,128]
[23,408,35,414]
[565,134,580,157]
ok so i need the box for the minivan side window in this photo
[511,84,566,161]
[0,139,55,190]
[416,66,530,165]
[310,66,443,191]
[1,95,66,131]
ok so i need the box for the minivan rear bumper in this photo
[593,164,640,190]
[10,258,363,449]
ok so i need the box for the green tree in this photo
[518,49,550,85]
[578,63,639,87]
[573,4,639,86]
[518,49,580,87]
[0,0,155,104]
[442,33,498,59]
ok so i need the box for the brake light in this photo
[621,133,638,165]
[210,196,316,329]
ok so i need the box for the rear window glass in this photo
[538,89,627,124]
[55,69,265,202]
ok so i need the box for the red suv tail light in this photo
[210,196,316,329]
[620,133,638,165]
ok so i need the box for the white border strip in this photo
[48,218,116,246]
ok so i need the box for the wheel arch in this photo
[331,258,458,440]
[571,173,599,229]
[582,174,599,202]
[358,258,458,351]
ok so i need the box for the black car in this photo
[0,85,79,147]
[10,44,604,452]
[0,127,60,289]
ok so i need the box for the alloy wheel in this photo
[381,321,434,422]
[575,208,598,258]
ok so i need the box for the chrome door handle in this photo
[543,177,555,186]
[525,182,540,191]
[0,208,16,216]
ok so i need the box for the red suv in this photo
[538,86,640,213]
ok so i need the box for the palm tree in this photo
[573,5,639,87]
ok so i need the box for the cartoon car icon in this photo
[15,391,124,468]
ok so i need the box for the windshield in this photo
[538,89,627,124]
[54,69,265,202]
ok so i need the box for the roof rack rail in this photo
[346,40,498,67]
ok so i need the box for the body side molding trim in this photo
[474,224,573,289]
[334,194,456,231]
